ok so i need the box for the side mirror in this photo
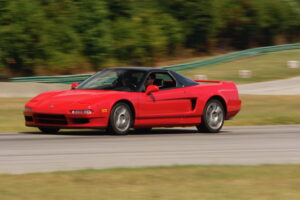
[145,85,159,95]
[71,82,79,89]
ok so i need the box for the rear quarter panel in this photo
[188,81,241,120]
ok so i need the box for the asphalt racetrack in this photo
[0,125,300,174]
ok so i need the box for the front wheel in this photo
[197,99,224,133]
[109,103,133,135]
[38,127,60,134]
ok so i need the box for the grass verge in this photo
[181,49,300,84]
[0,165,300,200]
[0,95,300,133]
[0,98,35,132]
[225,95,300,126]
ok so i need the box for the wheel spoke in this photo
[215,106,221,114]
[116,120,121,128]
[210,114,214,124]
[119,108,126,115]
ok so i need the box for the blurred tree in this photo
[72,0,112,70]
[105,0,132,20]
[158,14,184,55]
[0,0,9,70]
[254,0,288,45]
[110,2,183,65]
[0,0,299,76]
[283,0,300,42]
[110,18,137,63]
[39,0,82,74]
[216,0,259,49]
[0,0,81,75]
[0,0,51,75]
[157,0,217,52]
[120,12,168,65]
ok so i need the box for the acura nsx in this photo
[24,67,241,135]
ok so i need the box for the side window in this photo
[153,73,176,89]
[131,71,145,85]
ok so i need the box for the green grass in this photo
[1,95,300,133]
[181,49,300,84]
[0,165,300,200]
[225,95,300,126]
[0,98,35,132]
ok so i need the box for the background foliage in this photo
[0,0,299,76]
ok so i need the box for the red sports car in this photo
[24,67,241,135]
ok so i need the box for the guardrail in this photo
[163,43,300,71]
[10,74,91,84]
[9,43,300,84]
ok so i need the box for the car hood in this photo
[28,89,126,109]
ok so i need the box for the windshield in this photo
[76,69,146,92]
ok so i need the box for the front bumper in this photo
[24,111,108,128]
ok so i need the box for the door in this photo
[135,72,193,126]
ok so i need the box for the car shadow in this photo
[20,128,229,136]
[20,129,110,136]
[132,128,198,135]
[134,129,229,135]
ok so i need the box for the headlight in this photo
[25,107,32,112]
[71,109,93,114]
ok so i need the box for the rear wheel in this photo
[38,127,60,134]
[109,102,133,135]
[197,99,224,133]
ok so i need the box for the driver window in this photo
[145,72,176,90]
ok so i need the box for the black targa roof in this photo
[107,67,198,87]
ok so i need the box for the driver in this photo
[145,74,155,88]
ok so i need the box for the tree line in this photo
[0,0,299,76]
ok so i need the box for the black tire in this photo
[134,128,152,133]
[109,102,133,135]
[38,127,60,134]
[197,99,225,133]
